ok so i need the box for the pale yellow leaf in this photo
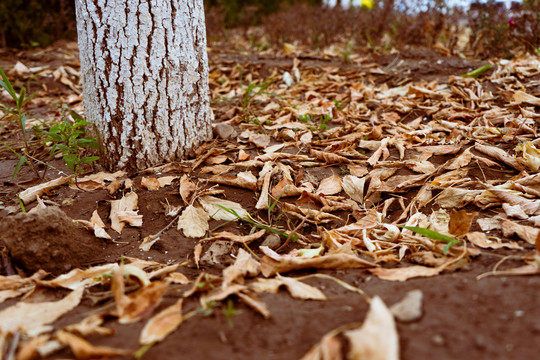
[177,205,209,238]
[140,299,183,345]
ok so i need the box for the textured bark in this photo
[75,0,211,171]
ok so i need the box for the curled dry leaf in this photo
[277,275,327,300]
[110,191,139,234]
[206,229,266,244]
[36,264,117,290]
[223,248,261,286]
[208,171,258,191]
[448,210,478,236]
[117,210,143,227]
[344,296,399,360]
[342,175,366,203]
[140,299,183,345]
[0,286,84,333]
[178,205,209,238]
[236,291,271,319]
[302,296,398,360]
[310,149,352,164]
[369,262,453,282]
[474,143,525,172]
[179,174,197,204]
[501,220,539,244]
[72,171,126,191]
[198,195,248,221]
[260,246,375,277]
[56,331,129,359]
[141,177,161,191]
[112,267,169,324]
[18,176,73,204]
[64,313,114,337]
[466,232,522,250]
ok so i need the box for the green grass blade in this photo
[12,156,27,180]
[0,66,18,100]
[399,225,460,255]
[460,64,493,79]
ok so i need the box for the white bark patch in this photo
[75,0,211,171]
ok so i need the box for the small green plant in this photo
[44,105,99,176]
[242,77,279,110]
[217,204,298,242]
[0,65,40,179]
[399,225,461,255]
[222,299,241,328]
[299,114,331,132]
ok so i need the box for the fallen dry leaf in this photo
[206,229,266,244]
[223,248,261,286]
[501,220,539,244]
[140,299,183,345]
[18,176,73,204]
[0,286,84,333]
[260,246,375,277]
[466,232,522,250]
[56,330,129,359]
[110,191,139,233]
[317,175,342,195]
[178,205,209,238]
[198,195,248,221]
[344,296,399,360]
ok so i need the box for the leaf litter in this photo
[1,43,540,359]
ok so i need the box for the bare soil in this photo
[1,42,540,360]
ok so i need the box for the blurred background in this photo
[0,0,537,58]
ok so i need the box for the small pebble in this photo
[261,234,281,250]
[213,123,237,139]
[432,334,445,346]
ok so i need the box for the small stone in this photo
[432,334,445,346]
[390,290,423,322]
[261,234,281,250]
[0,207,105,275]
[213,123,237,140]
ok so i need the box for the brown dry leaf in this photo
[277,275,327,300]
[71,171,126,191]
[208,171,258,191]
[367,138,390,166]
[16,334,50,360]
[310,149,352,164]
[466,232,522,250]
[474,143,525,172]
[283,202,342,224]
[448,210,478,236]
[370,251,466,281]
[302,296,398,360]
[0,286,84,333]
[90,210,110,239]
[199,284,248,307]
[271,178,303,198]
[37,264,117,290]
[177,205,209,238]
[501,220,539,244]
[447,148,473,170]
[117,210,143,227]
[255,171,272,210]
[344,296,399,360]
[435,188,482,209]
[140,299,183,345]
[110,191,139,233]
[198,195,248,221]
[56,330,129,359]
[63,313,113,337]
[223,248,261,286]
[194,243,203,269]
[236,291,271,319]
[112,267,169,324]
[179,175,198,204]
[317,175,342,195]
[260,246,375,277]
[206,229,266,244]
[238,149,250,161]
[512,90,540,106]
[183,273,222,298]
[486,185,540,215]
[18,176,73,204]
[141,177,161,191]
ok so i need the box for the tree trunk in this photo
[75,0,212,172]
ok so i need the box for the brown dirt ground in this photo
[1,43,540,360]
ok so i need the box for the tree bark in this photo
[75,0,212,171]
